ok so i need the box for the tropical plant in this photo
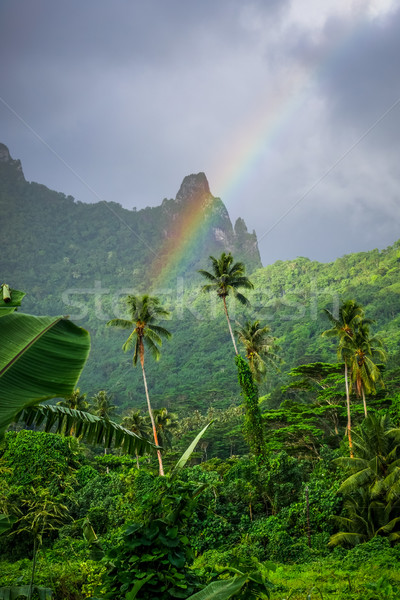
[347,322,386,417]
[199,253,253,355]
[121,410,151,468]
[57,388,90,435]
[93,423,212,600]
[90,390,116,420]
[12,488,70,600]
[57,388,90,412]
[235,319,280,383]
[16,404,154,457]
[0,287,90,441]
[107,294,171,476]
[153,408,179,450]
[235,355,264,457]
[186,563,274,600]
[330,414,400,547]
[322,300,365,457]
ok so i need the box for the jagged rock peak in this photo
[0,143,24,177]
[175,172,211,204]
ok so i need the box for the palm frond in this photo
[16,405,157,455]
[234,292,251,306]
[106,318,133,329]
[144,336,161,361]
[149,324,172,339]
[197,269,217,282]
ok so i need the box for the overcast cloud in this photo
[1,0,399,265]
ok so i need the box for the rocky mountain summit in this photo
[0,144,261,298]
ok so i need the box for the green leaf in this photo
[0,313,90,439]
[17,404,156,456]
[0,514,17,535]
[186,576,248,600]
[172,422,213,475]
[125,574,154,600]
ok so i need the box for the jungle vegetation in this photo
[2,150,400,597]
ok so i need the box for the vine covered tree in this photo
[199,252,253,355]
[107,295,171,476]
[235,319,280,383]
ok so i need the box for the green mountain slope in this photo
[1,142,400,414]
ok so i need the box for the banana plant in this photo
[0,307,91,440]
[16,404,156,456]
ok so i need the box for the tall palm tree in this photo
[107,294,171,476]
[322,300,365,457]
[235,320,280,383]
[121,409,151,469]
[348,322,386,418]
[199,252,253,355]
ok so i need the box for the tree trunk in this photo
[140,358,164,476]
[362,387,368,418]
[222,296,238,355]
[344,360,354,458]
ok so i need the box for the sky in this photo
[1,0,399,266]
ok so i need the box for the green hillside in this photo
[1,142,400,414]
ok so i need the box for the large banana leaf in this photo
[17,404,156,455]
[186,576,248,600]
[0,313,90,439]
[0,286,25,317]
[172,421,213,475]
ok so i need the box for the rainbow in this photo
[149,13,373,289]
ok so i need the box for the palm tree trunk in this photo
[344,360,354,458]
[362,387,368,418]
[140,359,164,476]
[222,296,238,355]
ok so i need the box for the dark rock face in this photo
[0,144,25,179]
[175,172,211,205]
[170,172,262,271]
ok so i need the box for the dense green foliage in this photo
[2,147,400,597]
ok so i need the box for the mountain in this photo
[2,143,400,414]
[0,143,261,301]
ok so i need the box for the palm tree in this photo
[91,390,116,420]
[107,294,171,476]
[91,390,117,469]
[153,408,179,450]
[121,409,151,469]
[329,414,400,546]
[199,252,253,355]
[347,322,386,418]
[57,388,90,435]
[322,300,365,457]
[235,320,280,383]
